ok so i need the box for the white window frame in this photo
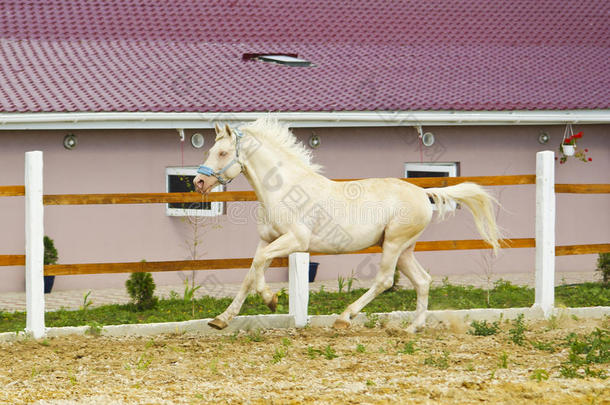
[165,167,224,217]
[405,162,459,210]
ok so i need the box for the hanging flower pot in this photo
[558,124,591,164]
[561,143,575,156]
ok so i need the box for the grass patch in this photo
[0,281,608,333]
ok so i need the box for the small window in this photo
[242,53,314,67]
[165,167,224,217]
[405,162,460,210]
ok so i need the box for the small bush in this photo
[597,253,610,285]
[125,272,158,310]
[43,236,58,265]
[469,320,500,336]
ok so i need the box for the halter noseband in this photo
[197,129,245,185]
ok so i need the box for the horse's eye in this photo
[219,151,228,157]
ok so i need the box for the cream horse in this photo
[194,118,500,332]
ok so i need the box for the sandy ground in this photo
[1,317,608,404]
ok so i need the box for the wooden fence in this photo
[1,151,609,337]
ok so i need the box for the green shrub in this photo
[468,320,500,336]
[43,236,58,265]
[560,328,609,379]
[597,253,610,285]
[125,272,158,310]
[509,314,527,346]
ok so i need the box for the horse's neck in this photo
[241,137,325,207]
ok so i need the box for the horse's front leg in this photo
[208,241,270,330]
[209,232,307,330]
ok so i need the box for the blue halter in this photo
[197,129,245,185]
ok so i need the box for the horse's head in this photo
[194,123,243,194]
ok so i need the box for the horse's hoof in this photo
[208,318,228,330]
[267,294,278,313]
[405,324,423,334]
[333,319,351,329]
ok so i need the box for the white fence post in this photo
[534,151,555,318]
[25,151,45,339]
[289,252,310,327]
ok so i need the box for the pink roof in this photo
[1,0,609,113]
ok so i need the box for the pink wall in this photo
[0,124,608,293]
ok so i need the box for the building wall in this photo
[0,124,608,293]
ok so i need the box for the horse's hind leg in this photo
[333,238,406,329]
[397,245,431,333]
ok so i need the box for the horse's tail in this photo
[425,182,501,254]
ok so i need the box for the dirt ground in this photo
[1,317,608,405]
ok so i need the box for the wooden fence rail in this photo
[42,174,536,205]
[555,184,610,194]
[0,185,25,196]
[0,255,25,266]
[41,240,610,276]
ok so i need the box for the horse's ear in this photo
[215,123,226,141]
[224,124,233,138]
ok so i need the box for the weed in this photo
[597,252,610,284]
[85,321,102,336]
[281,337,291,347]
[423,350,450,369]
[364,313,380,329]
[498,352,508,368]
[530,369,549,382]
[67,370,77,385]
[183,279,202,317]
[508,314,526,346]
[469,320,500,336]
[346,270,358,293]
[530,340,555,353]
[209,358,219,374]
[39,339,50,346]
[81,291,93,312]
[560,328,609,379]
[168,290,180,300]
[245,329,265,343]
[546,315,559,330]
[183,280,201,302]
[356,344,366,353]
[366,379,375,386]
[337,275,346,294]
[136,354,152,370]
[272,347,287,364]
[323,345,338,360]
[306,345,338,360]
[465,363,475,372]
[397,340,417,355]
[306,346,318,359]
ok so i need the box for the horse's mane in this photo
[241,118,323,173]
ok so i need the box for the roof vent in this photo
[243,53,314,67]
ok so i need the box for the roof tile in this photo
[0,0,608,113]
